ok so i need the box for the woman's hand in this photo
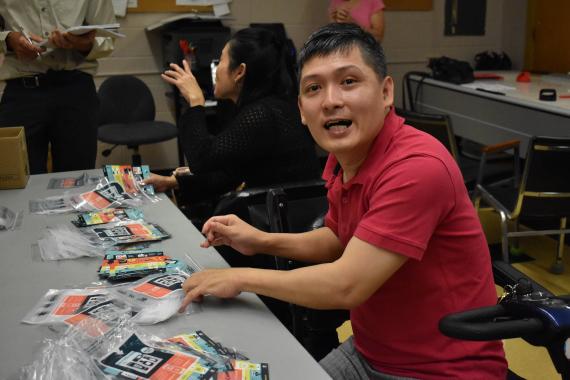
[141,173,178,193]
[334,7,354,23]
[201,214,266,256]
[161,60,206,107]
[329,7,338,22]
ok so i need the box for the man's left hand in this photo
[179,268,245,312]
[49,30,95,54]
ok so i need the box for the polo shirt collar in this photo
[322,107,404,188]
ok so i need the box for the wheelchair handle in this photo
[439,304,544,341]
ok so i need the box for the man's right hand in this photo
[6,32,43,60]
[201,214,265,256]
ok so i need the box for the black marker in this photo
[476,88,506,96]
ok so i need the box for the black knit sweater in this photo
[176,96,321,203]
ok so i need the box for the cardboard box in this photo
[0,127,29,189]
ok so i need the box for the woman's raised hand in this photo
[161,60,206,107]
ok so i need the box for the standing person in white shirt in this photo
[0,0,116,174]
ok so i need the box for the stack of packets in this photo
[99,249,186,281]
[91,220,169,245]
[100,330,269,380]
[30,165,159,215]
[37,205,171,261]
[72,208,144,227]
[102,164,156,199]
[73,208,169,246]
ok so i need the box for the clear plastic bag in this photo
[19,336,108,380]
[37,218,169,261]
[46,172,89,189]
[37,225,110,260]
[0,205,23,232]
[112,272,190,325]
[102,165,161,205]
[30,174,160,216]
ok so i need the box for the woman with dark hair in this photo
[145,27,320,219]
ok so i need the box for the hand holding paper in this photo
[35,24,125,50]
[50,29,96,53]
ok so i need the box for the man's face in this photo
[298,46,393,161]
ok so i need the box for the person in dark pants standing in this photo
[0,0,116,174]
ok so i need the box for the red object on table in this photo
[516,71,531,83]
[179,39,190,55]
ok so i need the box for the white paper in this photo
[66,24,126,38]
[213,3,230,16]
[112,0,128,17]
[127,0,138,8]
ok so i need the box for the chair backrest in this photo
[396,108,460,161]
[516,136,570,218]
[97,75,156,125]
[401,71,430,111]
[212,179,328,234]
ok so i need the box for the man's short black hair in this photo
[298,23,387,82]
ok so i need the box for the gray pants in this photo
[320,337,419,380]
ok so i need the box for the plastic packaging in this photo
[20,336,108,380]
[113,272,190,325]
[47,172,89,189]
[102,164,160,205]
[30,171,159,215]
[37,219,169,261]
[21,288,130,326]
[37,225,109,260]
[0,205,23,232]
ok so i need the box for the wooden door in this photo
[525,0,570,72]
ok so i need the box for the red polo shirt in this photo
[323,109,507,379]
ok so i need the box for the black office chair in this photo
[265,186,349,361]
[212,179,348,360]
[211,180,329,267]
[395,108,519,191]
[97,75,178,166]
[474,136,570,274]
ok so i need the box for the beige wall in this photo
[0,0,527,170]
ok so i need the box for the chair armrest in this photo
[472,140,521,200]
[481,139,520,154]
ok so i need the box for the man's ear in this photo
[382,76,394,107]
[234,63,246,83]
[297,96,307,126]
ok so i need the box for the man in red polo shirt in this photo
[179,23,507,379]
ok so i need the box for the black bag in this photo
[474,51,512,70]
[428,56,474,84]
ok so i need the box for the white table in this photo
[0,170,331,379]
[409,71,570,156]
